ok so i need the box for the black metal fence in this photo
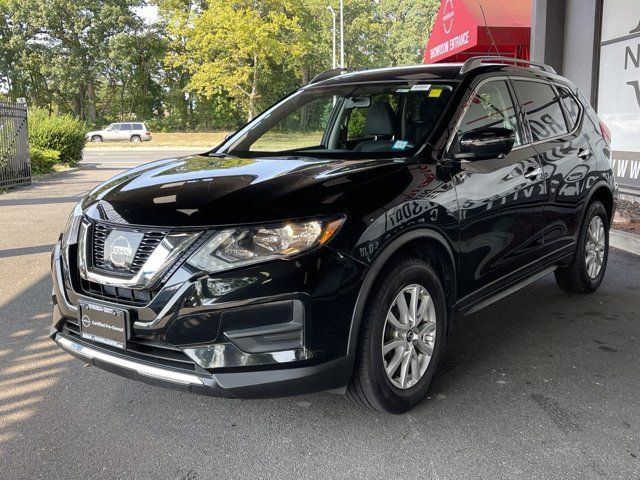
[0,102,30,189]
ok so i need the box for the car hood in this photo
[82,154,409,227]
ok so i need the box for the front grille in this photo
[79,278,154,306]
[92,223,168,275]
[60,318,197,371]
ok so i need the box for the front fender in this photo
[346,226,457,356]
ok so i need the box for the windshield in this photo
[219,82,455,158]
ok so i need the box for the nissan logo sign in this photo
[443,0,454,34]
[108,235,134,268]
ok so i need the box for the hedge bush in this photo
[28,108,86,165]
[29,147,61,175]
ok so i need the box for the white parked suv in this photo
[86,122,152,143]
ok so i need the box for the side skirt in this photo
[460,265,558,317]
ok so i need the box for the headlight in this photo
[61,202,83,249]
[187,217,345,273]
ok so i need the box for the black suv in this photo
[51,57,617,413]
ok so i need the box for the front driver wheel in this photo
[90,135,102,143]
[555,200,609,294]
[347,257,446,413]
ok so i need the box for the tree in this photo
[2,0,440,130]
[378,0,439,65]
[1,0,144,121]
[170,0,304,121]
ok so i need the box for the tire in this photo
[130,135,141,143]
[90,135,102,143]
[555,200,609,294]
[347,257,447,413]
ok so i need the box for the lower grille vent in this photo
[80,279,154,306]
[61,318,197,371]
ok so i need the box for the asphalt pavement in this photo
[1,151,639,479]
[80,147,207,169]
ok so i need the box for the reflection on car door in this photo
[450,78,547,303]
[512,80,597,255]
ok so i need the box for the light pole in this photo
[339,0,345,68]
[327,6,336,69]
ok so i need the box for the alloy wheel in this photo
[585,215,605,279]
[382,284,437,390]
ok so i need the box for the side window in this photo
[514,80,568,141]
[455,80,522,148]
[122,123,133,130]
[132,123,143,130]
[556,85,582,131]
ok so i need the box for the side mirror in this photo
[457,127,516,160]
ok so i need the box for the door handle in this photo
[523,166,542,180]
[578,148,592,160]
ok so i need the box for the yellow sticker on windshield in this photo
[429,88,443,98]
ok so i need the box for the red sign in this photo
[425,0,478,63]
[423,0,532,64]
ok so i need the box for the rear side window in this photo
[132,123,144,130]
[556,86,581,131]
[514,80,568,141]
[455,80,522,148]
[121,123,133,130]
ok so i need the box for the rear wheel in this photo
[130,135,141,143]
[90,135,102,143]
[555,200,609,294]
[347,257,446,413]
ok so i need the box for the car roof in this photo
[307,64,464,87]
[305,62,571,89]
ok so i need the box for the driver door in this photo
[103,124,120,141]
[450,78,547,301]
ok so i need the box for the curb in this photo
[611,229,640,256]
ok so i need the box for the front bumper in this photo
[51,237,364,398]
[51,330,354,398]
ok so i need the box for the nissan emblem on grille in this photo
[102,230,145,271]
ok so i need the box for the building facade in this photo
[532,0,640,199]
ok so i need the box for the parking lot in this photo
[1,150,639,479]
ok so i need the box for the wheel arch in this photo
[346,229,457,355]
[583,181,615,227]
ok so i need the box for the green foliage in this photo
[29,147,61,175]
[3,0,441,130]
[174,0,304,121]
[28,108,86,165]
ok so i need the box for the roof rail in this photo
[460,56,557,75]
[309,67,349,84]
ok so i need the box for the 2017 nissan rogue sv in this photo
[51,57,617,413]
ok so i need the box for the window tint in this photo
[121,123,133,130]
[455,80,522,148]
[514,80,568,141]
[556,86,581,130]
[132,123,144,130]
